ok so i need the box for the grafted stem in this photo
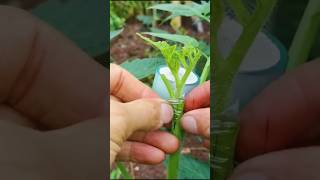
[167,98,185,179]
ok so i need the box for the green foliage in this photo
[149,1,210,23]
[120,57,165,80]
[110,4,125,31]
[178,155,210,179]
[32,0,106,57]
[111,1,151,20]
[150,27,170,34]
[164,154,210,179]
[137,15,154,26]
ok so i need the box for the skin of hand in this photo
[110,64,179,166]
[182,81,210,148]
[229,59,320,180]
[0,6,108,179]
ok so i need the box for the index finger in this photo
[185,81,210,111]
[110,63,158,102]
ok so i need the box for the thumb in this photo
[229,147,320,180]
[123,98,173,134]
[110,98,173,165]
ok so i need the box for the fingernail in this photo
[181,116,197,134]
[232,173,269,180]
[161,103,173,124]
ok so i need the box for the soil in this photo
[110,17,151,64]
[111,16,210,179]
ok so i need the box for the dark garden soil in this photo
[112,17,210,179]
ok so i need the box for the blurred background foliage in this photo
[269,0,320,59]
[0,0,318,66]
[0,0,108,67]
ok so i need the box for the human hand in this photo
[0,6,108,179]
[182,81,210,147]
[110,64,178,165]
[230,59,320,179]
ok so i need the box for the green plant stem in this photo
[287,0,320,71]
[167,99,184,179]
[160,74,175,97]
[227,0,250,25]
[200,56,210,84]
[152,6,157,29]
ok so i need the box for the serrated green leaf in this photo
[141,32,199,47]
[120,57,165,79]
